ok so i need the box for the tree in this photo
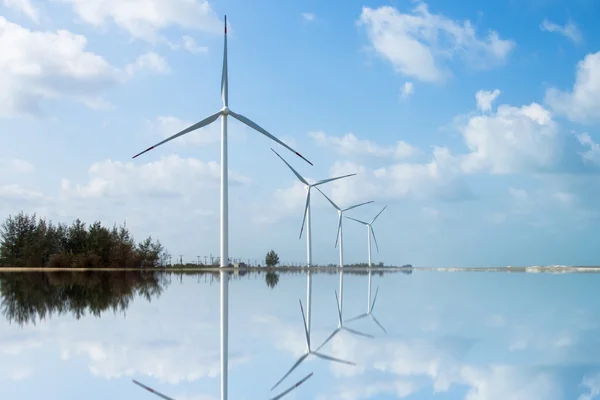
[265,250,279,267]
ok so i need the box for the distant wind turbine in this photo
[130,16,312,400]
[344,206,387,333]
[271,299,355,392]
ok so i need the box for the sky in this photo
[3,270,600,400]
[2,0,600,267]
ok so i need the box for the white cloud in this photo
[301,13,315,22]
[540,19,582,44]
[2,0,39,23]
[0,17,167,117]
[459,102,561,174]
[0,158,34,174]
[58,0,222,43]
[60,155,251,200]
[0,365,33,381]
[577,133,600,165]
[309,131,417,159]
[545,52,600,125]
[125,52,171,76]
[182,36,208,54]
[358,2,514,82]
[0,184,47,203]
[400,81,414,97]
[579,372,600,400]
[475,89,500,112]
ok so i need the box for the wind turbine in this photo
[131,16,312,400]
[271,148,355,335]
[314,187,372,316]
[133,372,313,400]
[270,300,355,392]
[344,206,387,333]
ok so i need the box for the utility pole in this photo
[197,255,200,265]
[210,254,213,265]
[204,256,208,265]
[169,256,172,266]
[179,255,183,265]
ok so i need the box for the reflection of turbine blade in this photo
[371,314,387,334]
[342,326,374,338]
[132,379,176,400]
[313,328,341,353]
[312,351,356,365]
[345,313,368,323]
[271,353,309,391]
[269,372,314,400]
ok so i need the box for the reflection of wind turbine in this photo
[271,299,355,392]
[271,149,355,335]
[133,371,313,400]
[314,268,373,353]
[345,206,387,333]
[131,16,312,400]
[133,275,314,400]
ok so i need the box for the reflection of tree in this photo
[0,271,168,326]
[265,271,279,289]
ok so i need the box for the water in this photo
[1,269,599,400]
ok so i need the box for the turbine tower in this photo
[130,16,312,400]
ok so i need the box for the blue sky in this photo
[1,0,600,267]
[3,270,600,399]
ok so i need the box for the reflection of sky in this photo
[2,271,600,399]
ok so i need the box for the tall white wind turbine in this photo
[344,206,387,333]
[271,300,355,392]
[131,16,312,400]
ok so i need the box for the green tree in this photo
[265,250,279,267]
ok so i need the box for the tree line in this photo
[0,212,169,269]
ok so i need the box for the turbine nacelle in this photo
[221,106,230,115]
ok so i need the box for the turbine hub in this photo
[221,106,230,115]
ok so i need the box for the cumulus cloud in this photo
[182,36,208,54]
[540,19,582,44]
[400,81,414,98]
[309,131,417,159]
[545,52,600,125]
[125,52,171,76]
[0,158,34,174]
[2,0,39,23]
[58,0,222,43]
[302,13,315,22]
[475,89,501,113]
[60,155,251,200]
[358,2,514,82]
[0,17,169,117]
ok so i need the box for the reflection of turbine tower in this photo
[132,271,313,400]
[344,206,387,333]
[271,299,355,392]
[314,268,373,353]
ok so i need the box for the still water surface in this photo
[1,270,599,400]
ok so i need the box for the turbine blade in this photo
[313,173,356,187]
[299,189,310,239]
[269,372,314,400]
[299,299,310,350]
[132,379,176,400]
[342,326,374,338]
[314,186,340,210]
[343,200,374,212]
[345,216,368,225]
[270,354,309,391]
[132,111,221,159]
[271,148,308,185]
[334,290,342,325]
[221,15,228,107]
[230,111,312,165]
[370,226,380,253]
[312,352,356,366]
[371,314,387,334]
[334,213,342,248]
[371,205,387,224]
[371,286,379,313]
[312,329,340,353]
[345,313,369,323]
